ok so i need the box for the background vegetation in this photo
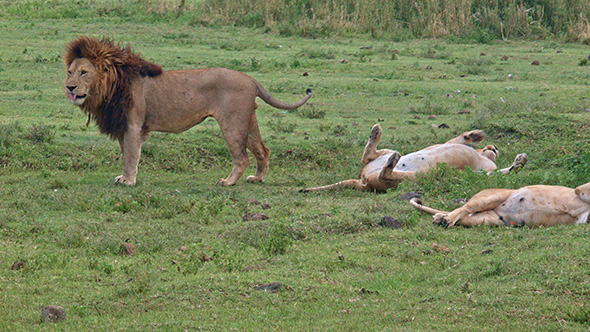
[1,0,590,331]
[2,0,590,42]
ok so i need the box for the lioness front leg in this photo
[115,128,143,186]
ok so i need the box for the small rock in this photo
[501,55,509,61]
[247,198,261,205]
[261,203,272,210]
[121,242,136,255]
[11,260,26,270]
[340,59,349,64]
[255,282,282,293]
[413,115,421,119]
[584,108,590,113]
[481,249,493,255]
[428,115,436,120]
[399,191,421,201]
[480,52,486,56]
[201,253,214,262]
[378,216,402,229]
[338,254,344,261]
[179,246,188,252]
[243,213,269,221]
[458,109,471,114]
[438,123,450,129]
[41,305,67,323]
[302,72,309,76]
[531,60,540,65]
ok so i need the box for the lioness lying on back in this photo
[410,182,590,227]
[302,124,528,193]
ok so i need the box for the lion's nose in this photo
[67,85,77,92]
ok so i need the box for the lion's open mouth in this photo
[68,93,87,103]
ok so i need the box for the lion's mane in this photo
[65,36,163,139]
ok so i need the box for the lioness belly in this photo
[394,145,478,172]
[494,187,577,226]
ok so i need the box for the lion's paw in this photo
[246,175,264,183]
[369,124,382,141]
[386,151,402,169]
[433,213,452,227]
[114,175,136,186]
[512,153,528,172]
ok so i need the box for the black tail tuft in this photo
[306,88,312,95]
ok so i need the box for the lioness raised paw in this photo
[114,175,136,186]
[386,151,402,169]
[512,153,528,172]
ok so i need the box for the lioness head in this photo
[65,57,96,106]
[575,182,590,203]
[480,145,499,162]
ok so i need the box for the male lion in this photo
[64,36,311,186]
[410,182,590,227]
[302,124,528,193]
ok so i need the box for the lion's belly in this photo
[493,187,579,226]
[394,145,479,172]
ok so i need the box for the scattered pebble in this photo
[11,260,26,270]
[428,115,436,120]
[255,282,282,293]
[438,123,450,129]
[532,60,540,65]
[378,216,402,229]
[121,242,135,255]
[399,191,421,201]
[41,305,67,323]
[201,253,214,262]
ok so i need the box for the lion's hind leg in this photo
[245,113,270,183]
[362,124,385,164]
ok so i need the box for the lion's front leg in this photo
[115,128,144,186]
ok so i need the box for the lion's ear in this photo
[139,60,163,77]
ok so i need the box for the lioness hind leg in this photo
[245,114,270,183]
[362,124,383,164]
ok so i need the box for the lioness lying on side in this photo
[410,182,590,227]
[302,124,528,193]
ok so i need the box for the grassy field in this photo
[2,4,590,332]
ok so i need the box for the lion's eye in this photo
[81,70,88,76]
[67,71,72,76]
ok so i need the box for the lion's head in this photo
[64,36,162,139]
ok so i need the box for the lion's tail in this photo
[409,198,449,215]
[255,81,312,110]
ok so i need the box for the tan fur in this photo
[302,124,527,193]
[64,37,311,186]
[411,182,590,227]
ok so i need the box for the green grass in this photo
[2,6,590,332]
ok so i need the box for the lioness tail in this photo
[255,81,312,110]
[409,198,449,215]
